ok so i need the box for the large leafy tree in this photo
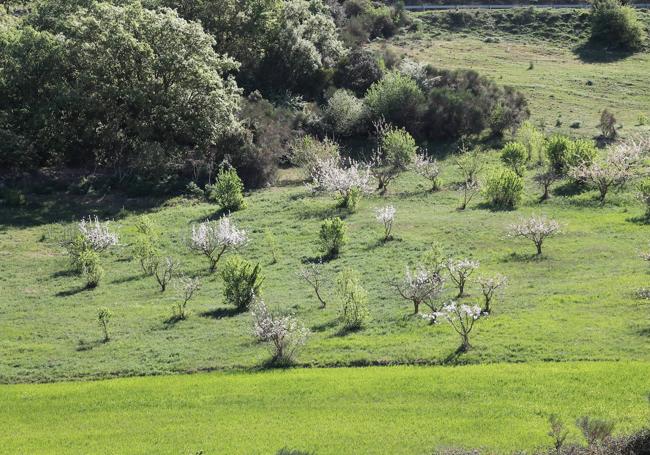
[1,2,241,174]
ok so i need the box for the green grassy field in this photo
[386,9,650,139]
[1,152,650,383]
[1,362,648,454]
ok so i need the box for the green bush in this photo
[319,217,347,258]
[364,72,425,130]
[545,135,574,175]
[500,142,528,176]
[336,268,370,330]
[485,168,524,209]
[567,139,598,169]
[290,136,340,177]
[79,249,104,288]
[515,121,546,164]
[206,167,245,212]
[1,188,26,207]
[220,255,264,310]
[373,123,418,194]
[323,89,366,137]
[591,0,646,51]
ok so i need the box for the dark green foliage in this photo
[500,142,528,176]
[206,167,246,212]
[319,217,347,258]
[220,255,264,310]
[591,0,647,50]
[545,135,574,175]
[334,48,383,96]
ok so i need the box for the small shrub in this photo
[599,109,618,139]
[264,230,281,264]
[221,256,264,311]
[323,89,366,137]
[485,168,524,209]
[372,122,418,194]
[297,261,328,308]
[132,236,159,276]
[638,113,649,126]
[455,145,485,185]
[98,307,112,342]
[205,166,245,212]
[79,249,103,288]
[251,299,309,366]
[534,168,559,201]
[319,217,347,259]
[151,256,179,292]
[394,266,445,314]
[457,180,481,211]
[364,72,425,129]
[412,153,441,191]
[375,205,396,241]
[337,268,370,330]
[548,414,569,454]
[173,276,201,320]
[567,139,598,170]
[185,181,204,200]
[500,142,528,176]
[576,416,615,447]
[310,157,372,211]
[515,121,546,164]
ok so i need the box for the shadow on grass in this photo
[475,202,518,213]
[553,180,588,198]
[311,318,339,333]
[573,42,634,63]
[626,214,650,225]
[442,344,469,365]
[500,252,547,263]
[75,339,106,352]
[293,204,349,221]
[332,325,362,338]
[200,307,245,319]
[51,269,77,279]
[55,286,89,297]
[638,327,650,337]
[111,274,144,285]
[363,236,401,251]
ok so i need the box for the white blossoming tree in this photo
[445,258,480,298]
[375,205,396,241]
[297,261,328,308]
[250,298,310,365]
[434,301,482,352]
[189,216,247,272]
[476,274,508,314]
[394,266,445,315]
[412,153,441,191]
[78,216,119,252]
[506,215,561,256]
[173,276,201,320]
[569,139,643,204]
[311,157,372,211]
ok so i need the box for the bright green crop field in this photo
[1,362,648,454]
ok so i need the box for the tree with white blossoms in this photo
[457,180,481,211]
[445,258,480,298]
[250,298,310,366]
[506,215,561,256]
[297,261,328,308]
[78,216,119,252]
[412,153,441,191]
[375,205,396,241]
[310,157,372,211]
[189,216,247,272]
[569,139,643,205]
[394,266,445,315]
[173,276,201,320]
[433,301,482,352]
[476,274,508,314]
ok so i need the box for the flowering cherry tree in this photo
[78,216,119,252]
[457,180,481,210]
[506,215,561,256]
[434,301,482,351]
[297,261,328,308]
[476,274,508,314]
[310,157,372,210]
[569,140,642,204]
[394,266,445,315]
[250,298,310,365]
[412,153,441,191]
[445,258,480,297]
[375,205,396,241]
[189,216,247,272]
[173,276,201,320]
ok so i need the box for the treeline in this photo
[0,0,528,192]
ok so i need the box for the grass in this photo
[387,9,650,138]
[1,152,650,382]
[0,362,648,454]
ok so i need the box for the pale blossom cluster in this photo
[506,215,561,255]
[375,205,396,240]
[310,157,373,200]
[251,298,310,364]
[78,216,119,252]
[570,140,642,203]
[445,258,480,297]
[412,153,441,190]
[189,216,247,271]
[395,266,445,314]
[430,301,482,350]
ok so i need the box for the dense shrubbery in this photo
[485,168,524,209]
[590,0,647,50]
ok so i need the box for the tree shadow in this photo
[111,274,144,285]
[442,344,468,365]
[553,180,587,197]
[475,201,517,212]
[626,214,650,225]
[311,318,339,333]
[500,251,547,263]
[573,42,634,63]
[301,253,337,264]
[55,286,89,297]
[331,325,362,338]
[638,327,650,337]
[75,339,105,352]
[293,204,348,221]
[51,269,77,279]
[200,307,245,319]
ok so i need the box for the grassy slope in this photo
[388,10,650,139]
[1,362,649,454]
[1,153,650,382]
